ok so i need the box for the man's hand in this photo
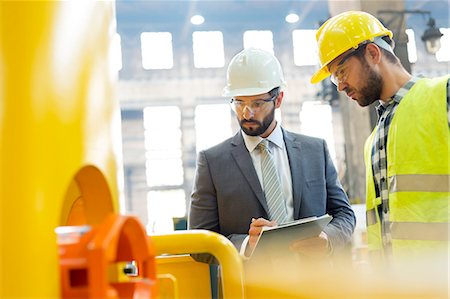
[289,231,330,259]
[246,217,276,256]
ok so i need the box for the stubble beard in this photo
[239,106,275,136]
[356,60,383,107]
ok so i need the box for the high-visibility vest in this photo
[364,75,450,260]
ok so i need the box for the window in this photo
[195,104,233,152]
[406,29,418,63]
[144,106,184,234]
[111,33,122,72]
[141,32,174,69]
[147,189,186,234]
[144,106,183,187]
[275,109,282,124]
[299,101,336,164]
[243,30,274,54]
[293,30,319,66]
[436,28,450,62]
[192,31,225,68]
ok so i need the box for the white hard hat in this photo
[222,48,287,97]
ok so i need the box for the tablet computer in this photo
[251,214,332,258]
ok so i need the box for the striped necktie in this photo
[258,139,287,224]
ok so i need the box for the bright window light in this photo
[111,33,122,72]
[195,104,233,153]
[293,30,319,66]
[299,101,336,164]
[275,109,282,124]
[146,189,186,234]
[144,106,183,187]
[285,13,299,24]
[436,28,450,62]
[243,30,274,54]
[192,31,225,68]
[141,32,174,69]
[405,29,417,63]
[190,14,205,25]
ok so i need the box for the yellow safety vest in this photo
[364,76,450,261]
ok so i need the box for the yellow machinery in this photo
[0,1,121,297]
[0,1,244,298]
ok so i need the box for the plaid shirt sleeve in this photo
[447,78,450,126]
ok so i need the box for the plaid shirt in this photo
[371,76,450,249]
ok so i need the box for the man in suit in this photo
[188,48,355,260]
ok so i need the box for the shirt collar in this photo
[242,122,285,153]
[375,76,419,117]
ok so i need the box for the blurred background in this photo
[113,0,449,237]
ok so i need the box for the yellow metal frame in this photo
[152,230,246,299]
[156,256,205,299]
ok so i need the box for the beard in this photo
[348,59,383,107]
[239,106,275,136]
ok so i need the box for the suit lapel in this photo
[230,132,269,214]
[283,130,304,218]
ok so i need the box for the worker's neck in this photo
[379,65,412,104]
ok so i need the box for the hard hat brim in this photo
[310,65,330,84]
[222,83,286,97]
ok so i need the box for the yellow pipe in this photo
[0,1,119,297]
[151,230,245,299]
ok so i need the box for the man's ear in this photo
[365,43,382,64]
[275,91,284,108]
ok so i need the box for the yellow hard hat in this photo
[223,48,287,97]
[310,11,393,84]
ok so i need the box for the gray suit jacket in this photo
[189,129,355,255]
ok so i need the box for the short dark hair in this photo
[380,35,400,64]
[382,35,395,48]
[268,87,280,97]
[354,36,401,65]
[380,47,401,65]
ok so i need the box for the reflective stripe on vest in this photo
[390,174,450,193]
[366,212,448,241]
[391,222,449,241]
[367,174,450,226]
[366,208,378,226]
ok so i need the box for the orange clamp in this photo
[57,214,158,299]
